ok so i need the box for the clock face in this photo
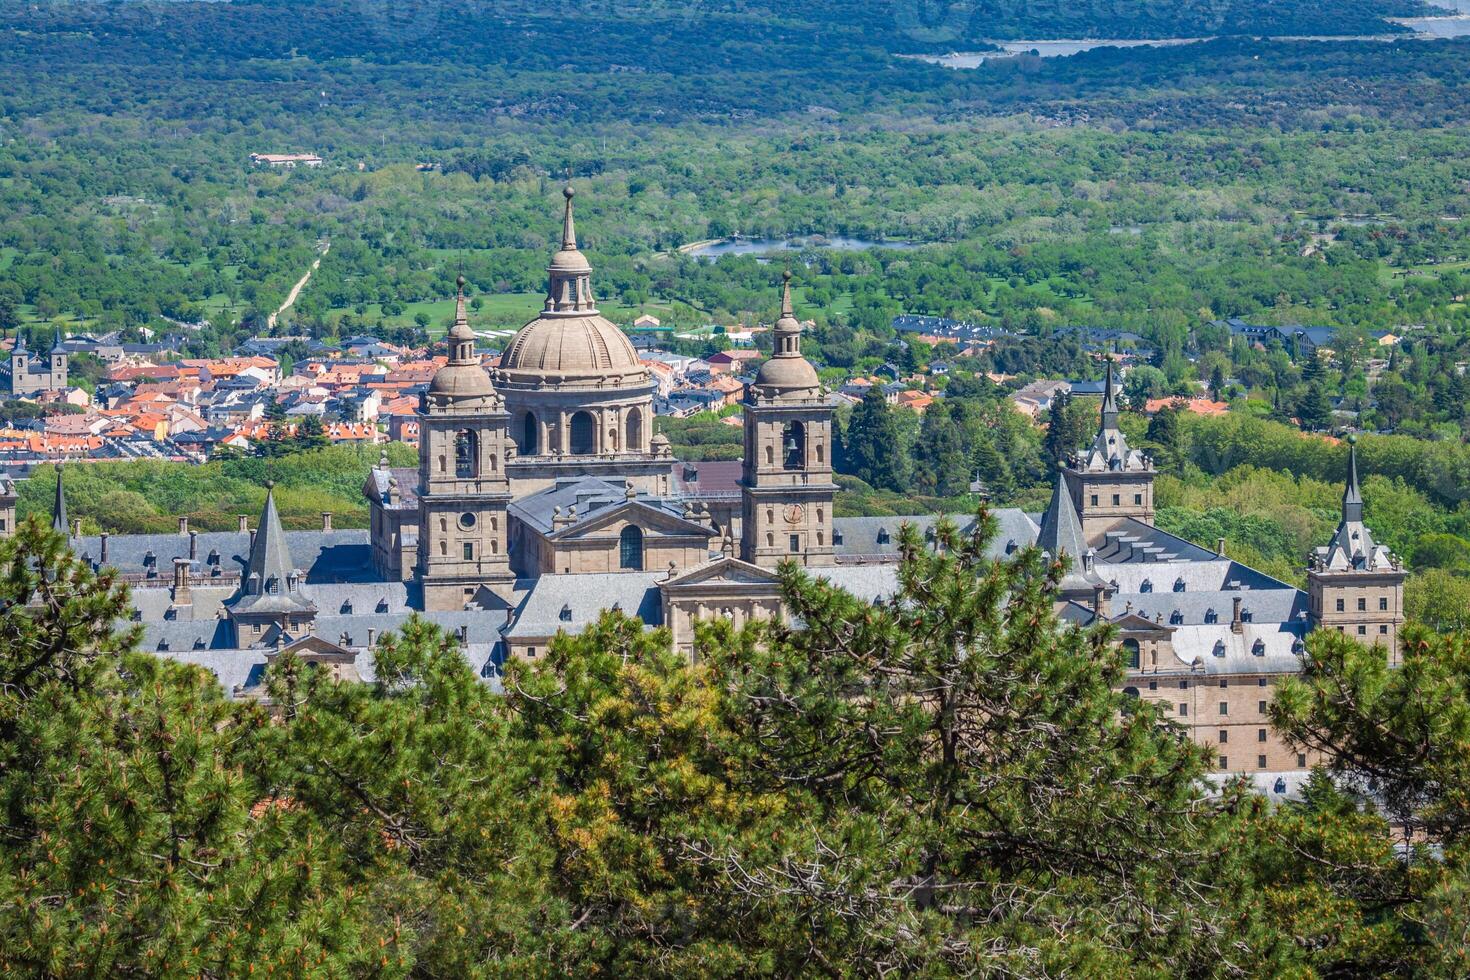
[783,503,805,525]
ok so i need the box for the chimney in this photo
[366,627,376,646]
[72,518,81,539]
[178,516,188,535]
[188,530,199,560]
[249,529,256,551]
[1216,537,1227,557]
[321,511,333,532]
[1092,583,1110,619]
[1231,596,1244,634]
[238,514,248,533]
[99,532,109,564]
[171,557,192,605]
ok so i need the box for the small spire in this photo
[1099,355,1119,430]
[1343,434,1363,522]
[561,184,578,250]
[780,268,794,318]
[51,464,68,536]
[453,273,468,326]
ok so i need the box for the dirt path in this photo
[268,240,329,328]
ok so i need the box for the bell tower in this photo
[740,272,836,568]
[1308,436,1405,662]
[417,277,515,610]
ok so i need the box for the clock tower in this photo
[739,272,837,569]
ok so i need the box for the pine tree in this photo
[842,387,905,491]
[1296,381,1334,432]
[912,402,968,497]
[969,431,1013,499]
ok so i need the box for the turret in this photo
[1307,436,1405,661]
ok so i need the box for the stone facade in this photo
[6,332,67,396]
[417,280,515,611]
[739,272,837,569]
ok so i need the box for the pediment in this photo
[661,555,781,590]
[552,500,716,541]
[1111,612,1174,634]
[270,633,357,661]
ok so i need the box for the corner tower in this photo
[417,277,515,610]
[739,272,836,568]
[1308,437,1405,661]
[1063,358,1155,538]
[226,482,317,646]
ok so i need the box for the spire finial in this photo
[454,274,468,326]
[780,268,794,318]
[561,183,577,250]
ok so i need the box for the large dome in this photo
[498,313,646,385]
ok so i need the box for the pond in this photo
[908,17,1470,69]
[684,235,926,258]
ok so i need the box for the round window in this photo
[458,512,477,529]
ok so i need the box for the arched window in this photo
[626,408,643,451]
[765,445,774,465]
[520,412,539,455]
[782,421,805,470]
[455,430,477,477]
[1122,638,1140,669]
[570,411,595,455]
[1140,579,1153,594]
[619,525,643,570]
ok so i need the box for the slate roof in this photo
[503,572,663,638]
[78,529,376,584]
[509,478,691,536]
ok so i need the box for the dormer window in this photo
[1005,539,1017,554]
[1140,579,1153,594]
[1169,610,1184,625]
[266,576,280,595]
[376,597,389,613]
[1241,609,1253,623]
[876,527,891,545]
[143,550,156,567]
[1252,639,1266,656]
[1173,578,1186,593]
[1212,640,1226,657]
[1204,608,1218,624]
[340,600,353,614]
[559,604,573,623]
[832,529,844,546]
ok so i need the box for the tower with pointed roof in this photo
[492,185,667,497]
[51,464,68,536]
[739,271,836,568]
[417,276,516,610]
[1035,472,1111,609]
[226,481,317,646]
[1307,437,1405,661]
[1062,357,1155,538]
